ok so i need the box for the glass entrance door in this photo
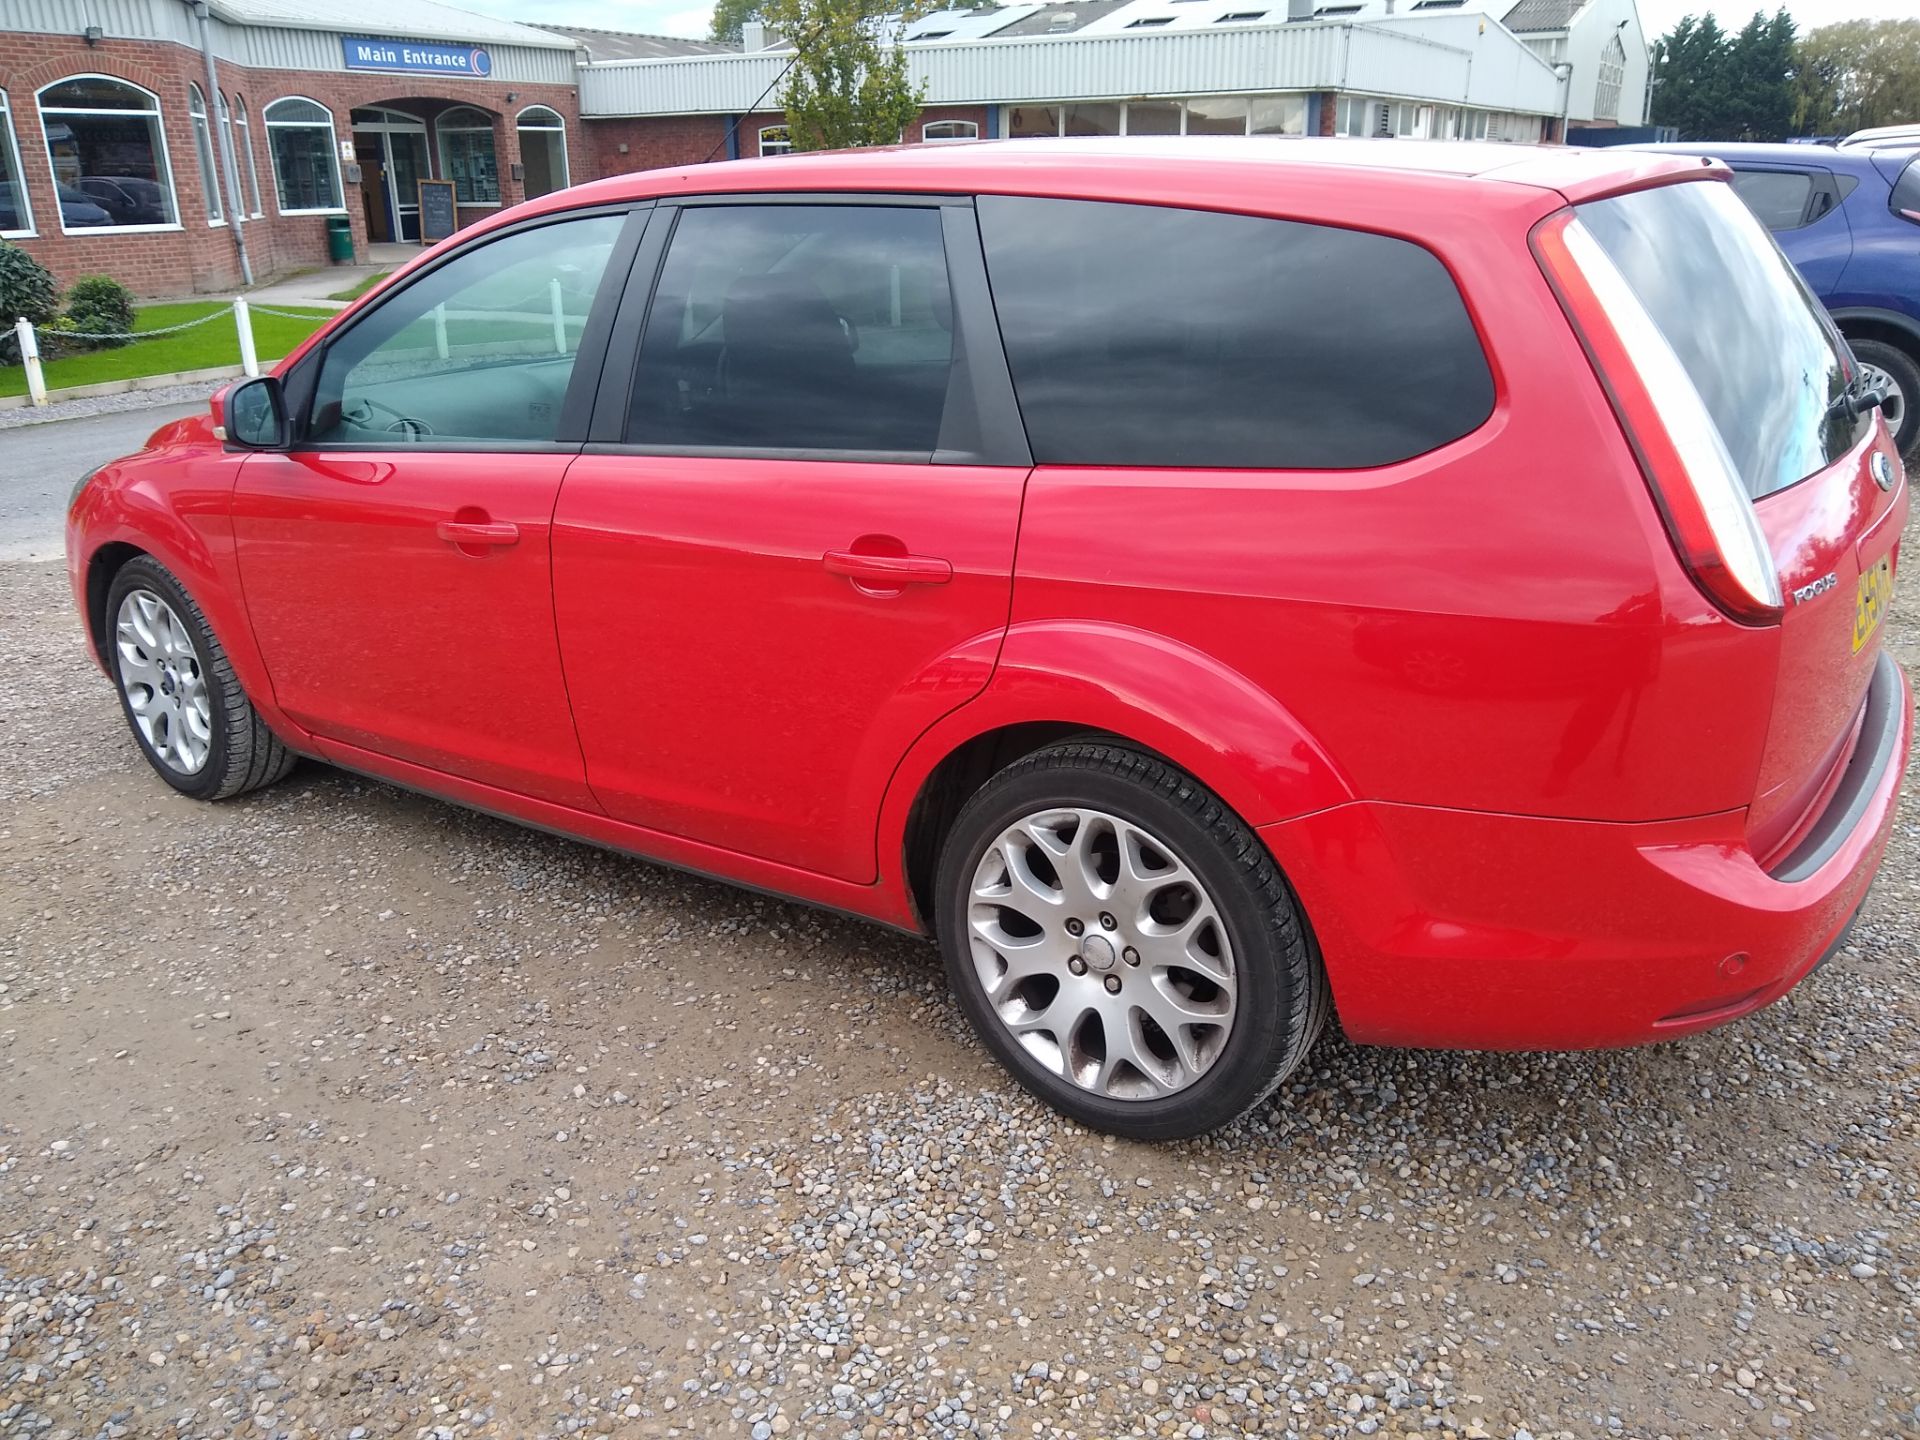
[385,130,428,242]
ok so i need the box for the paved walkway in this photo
[153,242,421,311]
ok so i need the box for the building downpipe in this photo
[188,0,253,286]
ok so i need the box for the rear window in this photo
[976,196,1494,469]
[1577,179,1855,500]
[1891,155,1920,223]
[1728,168,1814,230]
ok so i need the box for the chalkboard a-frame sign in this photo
[418,179,458,243]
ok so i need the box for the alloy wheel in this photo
[115,588,213,775]
[966,807,1237,1101]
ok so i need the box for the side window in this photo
[308,213,623,446]
[1729,169,1816,231]
[627,204,954,454]
[976,196,1493,469]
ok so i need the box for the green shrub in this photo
[0,242,60,364]
[64,275,136,350]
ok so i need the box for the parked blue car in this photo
[1645,143,1920,456]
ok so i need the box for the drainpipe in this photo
[187,0,253,285]
[1555,60,1573,143]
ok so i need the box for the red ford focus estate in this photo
[66,139,1910,1138]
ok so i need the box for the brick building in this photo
[2,0,1612,297]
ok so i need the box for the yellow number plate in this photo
[1854,554,1894,654]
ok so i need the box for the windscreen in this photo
[1576,179,1860,499]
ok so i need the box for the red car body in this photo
[67,139,1911,1052]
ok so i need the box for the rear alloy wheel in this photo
[105,556,296,800]
[1851,338,1919,458]
[936,742,1328,1139]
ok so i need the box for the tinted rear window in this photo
[976,196,1494,469]
[1728,168,1814,230]
[1577,180,1855,500]
[1891,156,1920,222]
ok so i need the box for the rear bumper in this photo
[1262,655,1911,1050]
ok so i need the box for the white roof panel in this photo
[207,0,578,49]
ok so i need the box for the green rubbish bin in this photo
[325,215,354,263]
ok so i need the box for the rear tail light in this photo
[1532,209,1784,626]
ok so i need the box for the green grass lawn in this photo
[1,301,333,399]
[328,271,391,303]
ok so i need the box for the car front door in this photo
[232,207,643,808]
[553,198,1032,882]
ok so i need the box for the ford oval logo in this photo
[1870,451,1895,492]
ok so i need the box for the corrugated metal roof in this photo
[903,6,1045,41]
[992,1,1135,35]
[577,18,1570,117]
[205,0,578,48]
[1500,0,1582,31]
[541,24,733,60]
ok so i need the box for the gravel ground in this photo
[0,383,223,433]
[1,535,1916,1440]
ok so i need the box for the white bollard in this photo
[15,318,47,407]
[550,276,567,355]
[233,297,260,378]
[432,303,449,361]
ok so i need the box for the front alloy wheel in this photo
[115,588,214,775]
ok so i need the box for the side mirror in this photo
[220,376,288,449]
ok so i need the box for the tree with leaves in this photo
[1793,20,1920,137]
[1652,9,1796,140]
[711,0,764,45]
[760,0,926,152]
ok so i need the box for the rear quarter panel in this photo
[1004,181,1778,822]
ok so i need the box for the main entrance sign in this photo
[342,39,494,77]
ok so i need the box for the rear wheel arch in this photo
[1830,309,1920,362]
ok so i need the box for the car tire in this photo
[104,555,296,801]
[1850,337,1920,459]
[934,741,1329,1140]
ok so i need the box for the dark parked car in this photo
[75,175,169,226]
[0,180,112,230]
[1646,143,1920,455]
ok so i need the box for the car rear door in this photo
[231,206,646,808]
[552,197,1031,882]
[1727,163,1854,292]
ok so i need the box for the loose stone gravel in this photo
[1,542,1916,1440]
[0,381,223,432]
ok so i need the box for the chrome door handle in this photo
[822,549,953,586]
[436,520,520,548]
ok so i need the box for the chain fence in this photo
[8,295,335,408]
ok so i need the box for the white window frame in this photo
[515,104,570,194]
[188,82,225,226]
[921,119,978,144]
[758,124,793,156]
[436,105,500,207]
[0,89,32,238]
[36,73,181,235]
[230,94,264,219]
[264,95,344,216]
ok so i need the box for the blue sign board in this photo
[342,38,494,78]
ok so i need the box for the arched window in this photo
[515,105,569,199]
[1594,32,1627,122]
[437,106,498,205]
[188,83,223,223]
[758,125,792,157]
[921,119,978,143]
[230,94,264,218]
[264,97,341,214]
[37,75,178,231]
[0,90,31,236]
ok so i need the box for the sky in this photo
[459,0,1913,45]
